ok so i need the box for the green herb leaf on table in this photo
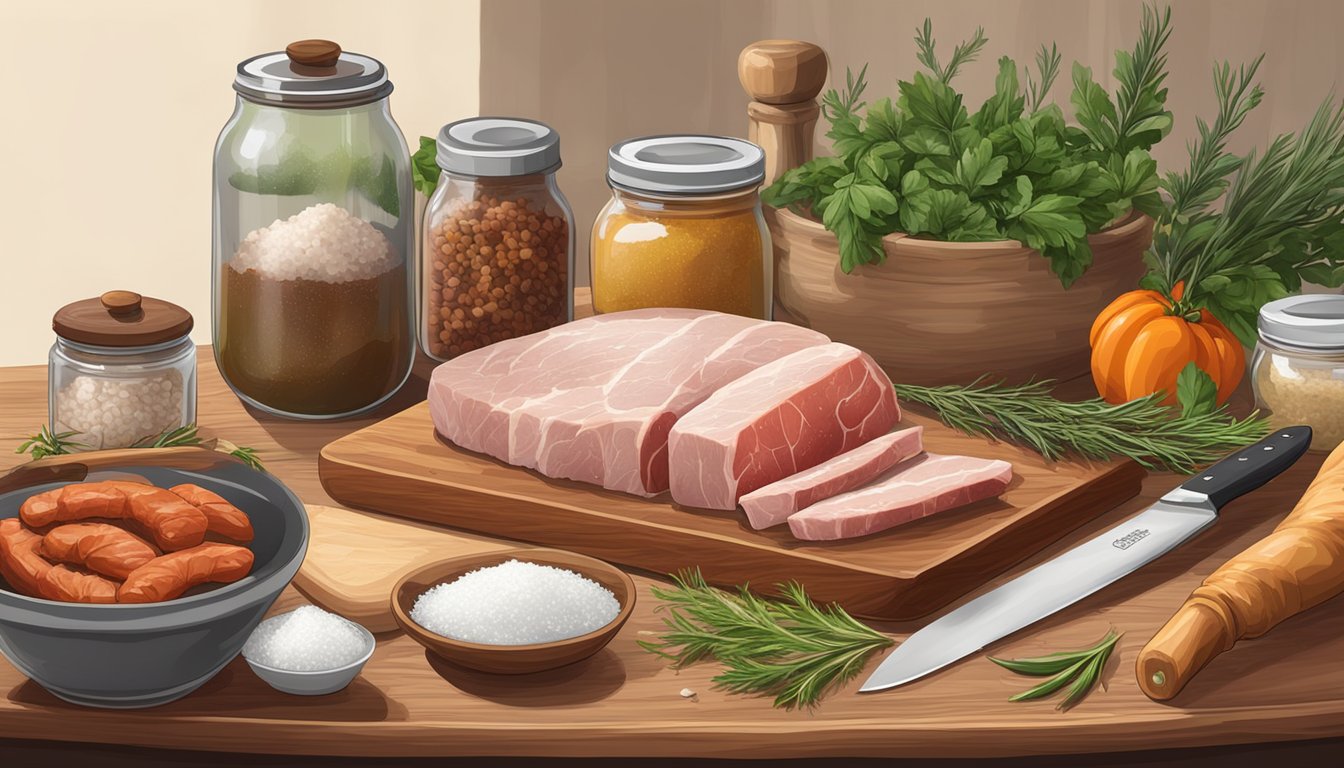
[763,4,1171,284]
[990,630,1121,711]
[894,378,1268,473]
[1175,363,1219,419]
[15,426,86,460]
[640,569,894,710]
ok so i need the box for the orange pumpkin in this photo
[1089,283,1244,406]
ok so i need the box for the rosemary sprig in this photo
[15,426,87,460]
[894,378,1268,473]
[640,569,893,710]
[990,630,1121,710]
[17,423,266,472]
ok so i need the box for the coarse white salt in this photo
[243,606,371,672]
[410,559,621,645]
[53,370,185,450]
[231,202,397,283]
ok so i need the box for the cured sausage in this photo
[42,523,157,580]
[118,543,254,603]
[19,481,207,551]
[39,564,119,604]
[0,518,54,597]
[169,484,254,543]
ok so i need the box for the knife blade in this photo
[859,424,1312,694]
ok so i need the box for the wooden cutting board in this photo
[318,402,1145,620]
[291,505,516,632]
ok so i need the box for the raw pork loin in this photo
[739,425,924,530]
[427,309,828,496]
[787,453,1013,541]
[668,343,901,510]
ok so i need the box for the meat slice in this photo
[739,426,924,530]
[428,309,829,496]
[788,453,1013,541]
[668,343,901,510]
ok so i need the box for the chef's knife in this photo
[859,425,1312,693]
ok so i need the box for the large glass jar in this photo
[50,291,197,450]
[212,39,413,419]
[1252,294,1344,452]
[421,118,574,361]
[591,135,770,319]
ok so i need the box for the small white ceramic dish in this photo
[241,609,376,695]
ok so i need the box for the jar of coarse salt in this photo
[49,291,196,450]
[1252,294,1344,452]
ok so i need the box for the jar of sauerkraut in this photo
[1252,294,1344,452]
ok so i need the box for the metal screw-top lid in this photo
[54,291,194,348]
[1258,294,1344,350]
[607,135,765,195]
[435,117,562,178]
[234,39,393,108]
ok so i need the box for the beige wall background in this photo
[0,0,480,366]
[2,0,1341,366]
[480,0,1344,286]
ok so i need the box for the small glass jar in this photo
[1252,294,1344,452]
[213,39,413,419]
[421,118,574,361]
[591,135,770,319]
[49,291,197,451]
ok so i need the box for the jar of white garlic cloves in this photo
[49,291,197,450]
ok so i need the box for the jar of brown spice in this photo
[421,118,575,361]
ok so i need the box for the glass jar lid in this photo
[53,291,193,348]
[234,39,392,108]
[1258,294,1344,350]
[435,117,561,177]
[607,135,765,195]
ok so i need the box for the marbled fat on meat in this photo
[787,453,1013,540]
[427,309,829,495]
[739,425,924,530]
[667,343,901,510]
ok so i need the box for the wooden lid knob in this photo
[738,40,828,106]
[286,39,342,68]
[100,290,142,317]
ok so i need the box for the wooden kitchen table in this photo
[2,293,1344,766]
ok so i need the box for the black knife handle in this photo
[1179,425,1312,509]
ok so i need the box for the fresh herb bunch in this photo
[1141,57,1344,345]
[640,569,893,709]
[895,363,1268,473]
[763,6,1172,286]
[990,630,1121,710]
[16,423,266,472]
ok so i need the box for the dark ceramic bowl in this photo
[0,447,309,708]
[392,548,635,675]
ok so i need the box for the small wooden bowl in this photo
[391,548,636,675]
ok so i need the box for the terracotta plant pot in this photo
[768,207,1152,386]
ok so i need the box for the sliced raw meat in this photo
[788,453,1013,541]
[668,343,901,510]
[739,426,924,530]
[428,309,829,496]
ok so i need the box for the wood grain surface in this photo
[295,505,514,632]
[0,297,1342,759]
[318,403,1145,621]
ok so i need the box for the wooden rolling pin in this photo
[738,40,828,186]
[1137,439,1344,700]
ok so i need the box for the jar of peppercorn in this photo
[421,117,575,361]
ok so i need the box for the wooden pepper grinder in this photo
[738,40,829,186]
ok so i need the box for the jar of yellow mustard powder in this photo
[591,135,771,319]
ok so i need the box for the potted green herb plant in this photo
[745,6,1173,386]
